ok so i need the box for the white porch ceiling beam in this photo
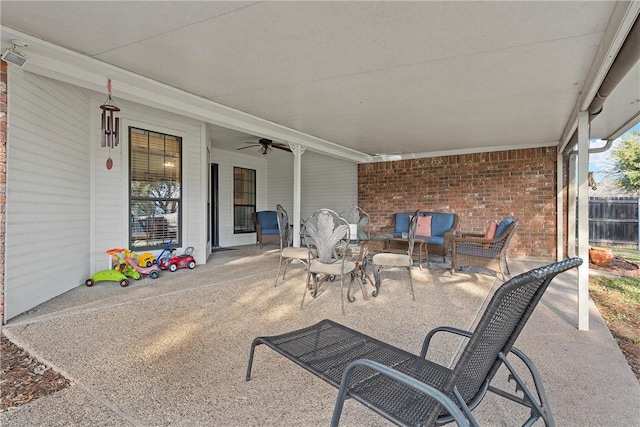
[1,27,369,164]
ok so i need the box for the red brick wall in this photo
[0,61,7,321]
[358,147,558,258]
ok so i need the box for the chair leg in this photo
[274,256,284,287]
[407,266,415,301]
[372,265,382,297]
[301,270,311,309]
[340,275,346,315]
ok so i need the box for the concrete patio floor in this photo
[1,245,639,426]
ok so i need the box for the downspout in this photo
[563,15,640,155]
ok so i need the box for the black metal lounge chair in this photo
[246,257,582,427]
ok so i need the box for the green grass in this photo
[591,275,640,306]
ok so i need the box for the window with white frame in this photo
[233,167,256,233]
[129,127,181,250]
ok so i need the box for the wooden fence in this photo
[589,197,639,248]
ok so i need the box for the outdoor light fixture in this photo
[1,40,28,67]
[100,78,120,149]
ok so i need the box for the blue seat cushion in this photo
[257,211,279,234]
[495,217,515,238]
[417,235,444,245]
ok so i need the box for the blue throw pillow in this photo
[495,218,515,238]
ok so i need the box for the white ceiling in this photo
[1,1,639,159]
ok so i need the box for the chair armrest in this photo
[251,212,262,232]
[442,230,456,251]
[420,326,472,359]
[332,359,476,427]
[454,232,485,240]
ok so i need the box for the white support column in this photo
[289,143,306,247]
[568,154,577,258]
[577,110,590,331]
[557,151,564,261]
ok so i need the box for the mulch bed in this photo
[590,256,640,277]
[0,334,70,412]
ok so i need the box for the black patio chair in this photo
[246,257,583,427]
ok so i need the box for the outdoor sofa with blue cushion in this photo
[252,210,279,248]
[390,211,459,262]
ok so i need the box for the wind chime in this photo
[100,79,120,170]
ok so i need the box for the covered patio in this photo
[1,247,638,425]
[1,1,639,329]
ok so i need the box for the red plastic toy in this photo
[159,247,196,272]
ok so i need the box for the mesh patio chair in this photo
[371,210,419,300]
[300,208,360,314]
[274,204,310,287]
[451,218,519,280]
[247,257,583,427]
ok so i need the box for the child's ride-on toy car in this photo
[85,269,130,287]
[125,257,160,279]
[159,247,196,272]
[85,248,140,287]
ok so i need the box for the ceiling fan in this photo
[236,138,291,155]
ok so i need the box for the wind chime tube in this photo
[100,109,106,147]
[114,117,120,147]
[106,110,112,148]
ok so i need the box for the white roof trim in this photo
[2,26,370,163]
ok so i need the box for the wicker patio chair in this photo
[300,208,360,314]
[273,204,310,287]
[451,218,519,280]
[247,257,583,427]
[371,210,419,300]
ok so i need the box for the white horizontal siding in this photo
[300,152,358,218]
[267,153,294,214]
[94,99,206,271]
[5,70,91,320]
[4,71,210,321]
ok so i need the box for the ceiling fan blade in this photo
[271,142,292,152]
[236,145,259,151]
